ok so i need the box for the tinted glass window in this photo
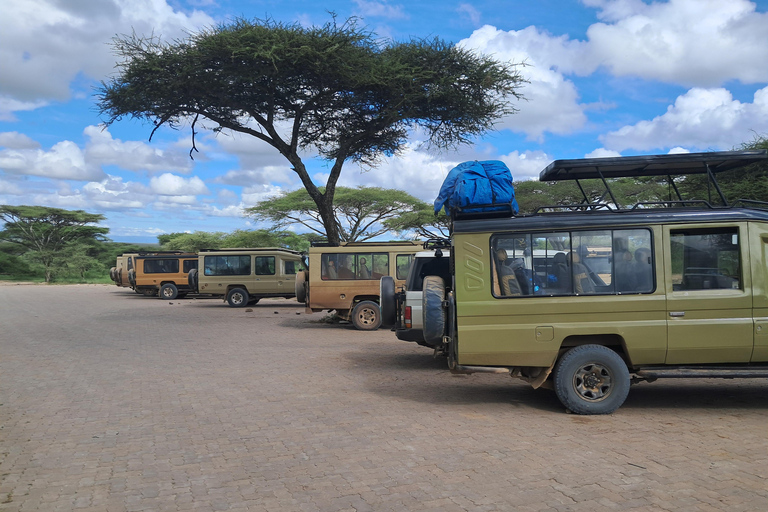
[204,255,250,276]
[284,260,297,275]
[396,254,414,280]
[182,259,198,273]
[321,253,389,280]
[144,259,179,274]
[492,228,653,297]
[255,256,275,275]
[671,228,740,291]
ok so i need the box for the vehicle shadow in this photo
[344,348,768,413]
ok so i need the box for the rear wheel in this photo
[351,301,381,331]
[227,288,249,307]
[379,276,396,328]
[422,276,446,347]
[553,344,630,415]
[160,283,178,300]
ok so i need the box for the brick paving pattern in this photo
[1,284,767,511]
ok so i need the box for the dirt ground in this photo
[1,284,766,511]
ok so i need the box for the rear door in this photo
[664,223,753,363]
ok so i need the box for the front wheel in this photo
[160,283,179,300]
[553,344,630,415]
[227,288,249,307]
[351,301,381,331]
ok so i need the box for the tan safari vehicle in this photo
[187,248,303,307]
[296,241,420,330]
[397,150,768,415]
[129,253,198,299]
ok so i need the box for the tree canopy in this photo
[0,205,109,282]
[158,229,318,253]
[97,16,525,245]
[246,186,445,242]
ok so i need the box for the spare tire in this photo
[294,270,307,303]
[109,267,117,282]
[188,268,199,292]
[379,276,396,328]
[422,276,446,347]
[128,269,136,287]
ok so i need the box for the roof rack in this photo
[538,150,768,211]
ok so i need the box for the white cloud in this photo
[149,173,209,196]
[459,25,589,140]
[0,179,23,195]
[0,0,215,111]
[84,125,194,174]
[353,1,408,20]
[241,184,287,207]
[498,150,554,182]
[0,140,105,181]
[583,0,768,86]
[214,166,295,187]
[584,148,623,158]
[0,131,41,150]
[601,86,768,152]
[457,4,482,26]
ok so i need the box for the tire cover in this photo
[294,270,307,303]
[422,276,446,346]
[379,276,396,328]
[188,268,198,291]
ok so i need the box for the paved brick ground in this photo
[1,284,767,511]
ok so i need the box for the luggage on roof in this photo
[433,160,519,217]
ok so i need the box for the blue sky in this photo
[2,0,768,243]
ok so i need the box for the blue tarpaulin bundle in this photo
[433,160,519,216]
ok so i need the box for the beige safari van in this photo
[110,253,137,288]
[298,241,420,330]
[187,248,303,307]
[415,150,768,414]
[129,253,198,299]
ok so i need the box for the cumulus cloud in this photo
[149,173,210,196]
[459,25,590,140]
[84,126,194,174]
[0,179,24,195]
[0,131,41,150]
[0,0,214,112]
[583,0,768,86]
[601,86,768,152]
[0,140,105,181]
[0,126,194,181]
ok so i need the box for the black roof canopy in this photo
[539,150,768,182]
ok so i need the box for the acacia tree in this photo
[97,17,525,245]
[0,206,109,282]
[248,186,434,242]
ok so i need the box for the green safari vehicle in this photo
[420,150,768,414]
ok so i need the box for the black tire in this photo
[159,283,179,300]
[227,288,249,308]
[188,268,198,292]
[109,267,117,282]
[422,276,446,347]
[379,276,396,328]
[553,344,630,415]
[141,288,157,297]
[128,269,136,287]
[351,300,382,331]
[295,270,307,303]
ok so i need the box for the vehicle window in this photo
[204,255,250,276]
[255,256,276,275]
[396,254,414,280]
[144,259,179,274]
[671,228,740,291]
[411,257,451,291]
[321,253,388,280]
[492,228,653,297]
[127,258,133,271]
[284,260,297,275]
[182,259,198,273]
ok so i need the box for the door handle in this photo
[669,311,685,317]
